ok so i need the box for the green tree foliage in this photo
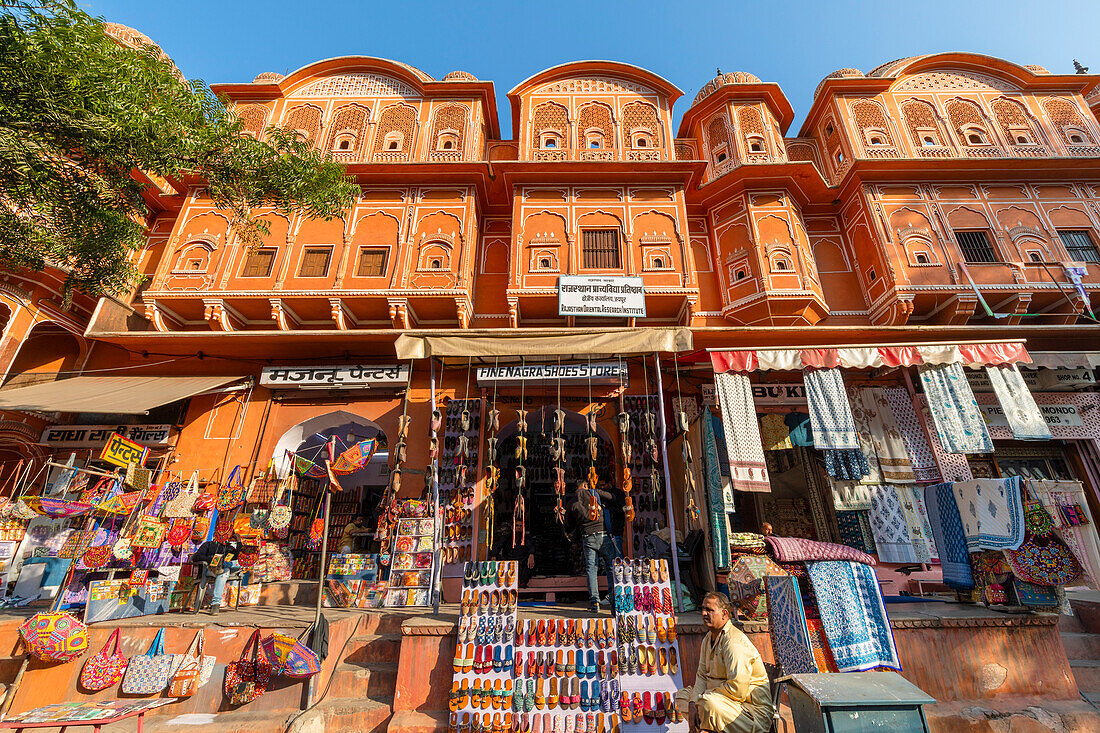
[0,0,355,299]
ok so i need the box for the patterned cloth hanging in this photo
[713,373,770,493]
[803,368,860,450]
[924,483,973,588]
[918,363,993,454]
[849,388,915,484]
[836,510,876,555]
[895,485,936,562]
[985,364,1052,441]
[823,449,869,481]
[807,560,901,672]
[881,388,940,482]
[764,575,817,675]
[701,410,731,569]
[759,414,793,451]
[867,485,919,564]
[951,476,1026,552]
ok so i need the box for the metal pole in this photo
[313,491,331,630]
[429,358,442,613]
[652,353,684,613]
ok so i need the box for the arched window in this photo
[540,258,550,269]
[963,126,989,145]
[385,132,403,150]
[431,258,441,269]
[541,134,560,149]
[773,259,790,271]
[736,270,746,280]
[653,257,664,269]
[747,135,765,153]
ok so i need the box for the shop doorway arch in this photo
[270,410,388,490]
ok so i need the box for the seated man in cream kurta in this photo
[676,592,773,733]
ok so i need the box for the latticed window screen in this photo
[241,248,276,277]
[357,248,388,276]
[582,229,621,269]
[298,247,332,277]
[953,230,998,263]
[1058,230,1100,263]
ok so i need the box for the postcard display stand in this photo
[452,561,519,727]
[386,517,436,607]
[614,559,686,733]
[448,559,684,733]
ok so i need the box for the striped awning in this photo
[710,342,1031,373]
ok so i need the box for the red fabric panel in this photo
[710,351,757,373]
[958,343,1031,365]
[799,349,841,369]
[877,346,923,367]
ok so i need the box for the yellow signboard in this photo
[99,432,148,468]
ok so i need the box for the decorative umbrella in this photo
[260,632,321,678]
[96,491,146,514]
[18,612,88,662]
[727,555,787,620]
[329,438,378,475]
[291,453,328,479]
[25,497,94,519]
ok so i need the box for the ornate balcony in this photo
[428,150,464,162]
[963,147,1007,158]
[373,151,409,163]
[917,146,954,158]
[533,150,567,161]
[1067,144,1100,157]
[579,150,615,161]
[626,150,662,161]
[865,147,900,159]
[1009,146,1048,158]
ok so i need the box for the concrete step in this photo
[1071,598,1100,635]
[290,697,392,733]
[327,659,400,700]
[1061,632,1100,660]
[389,709,448,733]
[1070,659,1100,694]
[346,633,403,664]
[1059,613,1086,634]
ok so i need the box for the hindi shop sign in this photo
[558,276,646,318]
[99,432,149,468]
[477,362,628,387]
[980,403,1084,428]
[261,364,410,389]
[40,424,172,449]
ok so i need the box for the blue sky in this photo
[84,0,1100,136]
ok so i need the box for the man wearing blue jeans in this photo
[188,536,241,615]
[570,484,620,613]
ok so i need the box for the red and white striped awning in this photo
[710,342,1031,373]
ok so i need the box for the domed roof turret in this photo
[813,68,863,99]
[443,70,478,82]
[103,22,181,78]
[691,70,762,106]
[252,72,283,83]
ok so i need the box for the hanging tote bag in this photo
[216,466,246,512]
[166,518,193,548]
[267,476,294,531]
[168,630,216,697]
[192,492,216,514]
[82,545,112,569]
[191,516,211,544]
[130,516,167,549]
[121,628,180,695]
[80,628,128,692]
[224,630,272,706]
[213,511,236,542]
[163,472,201,519]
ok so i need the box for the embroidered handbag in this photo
[1005,532,1084,586]
[268,505,292,531]
[121,628,180,695]
[168,630,215,698]
[1024,500,1055,537]
[82,545,112,569]
[237,545,259,569]
[306,518,324,550]
[213,512,235,542]
[131,516,167,549]
[79,628,128,692]
[191,516,210,543]
[163,473,200,519]
[224,630,271,706]
[216,466,246,512]
[250,509,269,529]
[166,519,192,547]
[112,537,133,561]
[192,492,216,513]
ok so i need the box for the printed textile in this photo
[1014,580,1058,607]
[803,368,860,450]
[824,449,870,480]
[785,412,814,447]
[702,410,731,569]
[867,485,919,564]
[714,373,771,493]
[806,619,839,672]
[850,388,915,484]
[807,560,901,672]
[918,363,993,454]
[951,476,1026,551]
[1030,480,1100,590]
[924,483,974,588]
[882,388,940,482]
[764,536,876,565]
[836,511,876,555]
[764,575,817,675]
[895,486,936,562]
[759,413,793,451]
[1004,532,1083,586]
[830,481,873,511]
[985,365,1052,441]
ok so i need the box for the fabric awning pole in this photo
[430,357,442,614]
[652,353,684,613]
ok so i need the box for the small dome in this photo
[813,68,864,99]
[443,70,477,82]
[253,72,283,83]
[691,71,762,106]
[868,57,919,78]
[103,22,181,78]
[1024,64,1051,75]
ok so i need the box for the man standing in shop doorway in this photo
[676,592,773,733]
[570,483,620,613]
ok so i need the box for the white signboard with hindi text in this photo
[980,403,1083,428]
[40,424,172,449]
[558,276,646,317]
[476,362,628,386]
[261,364,410,389]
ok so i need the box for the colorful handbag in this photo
[237,546,259,569]
[18,612,88,662]
[121,628,180,695]
[168,630,215,697]
[163,473,200,519]
[216,466,246,512]
[80,628,128,691]
[250,509,269,529]
[112,537,133,561]
[213,512,235,542]
[307,518,324,550]
[268,505,292,531]
[224,630,271,706]
[192,492,216,513]
[166,519,193,548]
[1005,533,1084,586]
[1024,500,1055,537]
[191,516,210,543]
[131,516,167,549]
[82,545,112,569]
